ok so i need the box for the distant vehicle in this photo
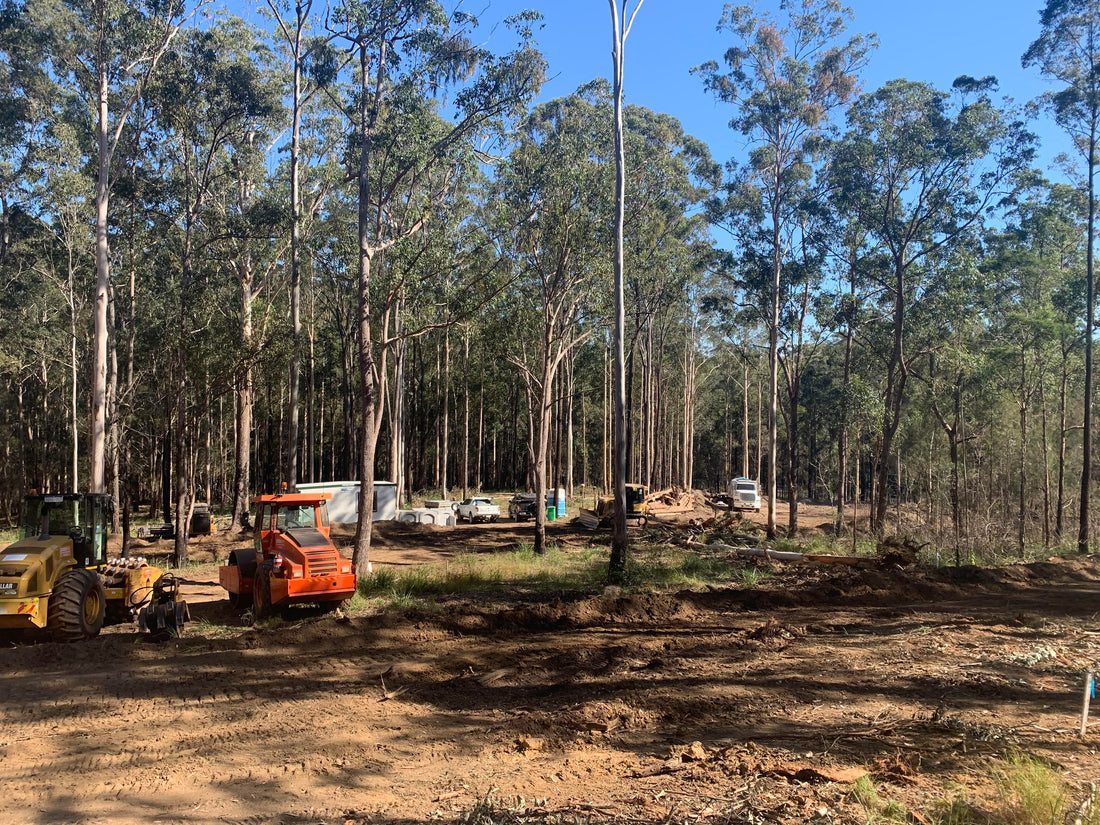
[728,478,761,512]
[577,483,650,529]
[455,497,500,523]
[508,493,538,522]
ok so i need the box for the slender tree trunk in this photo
[531,342,560,557]
[1040,362,1051,548]
[107,276,120,531]
[67,255,78,490]
[1018,349,1028,556]
[785,371,800,535]
[741,360,750,480]
[1079,129,1096,554]
[442,326,450,499]
[122,241,138,551]
[949,388,962,566]
[231,271,254,531]
[90,65,111,494]
[1057,350,1069,539]
[607,0,638,579]
[603,341,610,493]
[682,321,698,489]
[476,367,484,492]
[286,28,304,493]
[306,283,317,483]
[838,261,855,525]
[352,37,385,575]
[392,301,406,504]
[566,354,575,497]
[875,260,908,534]
[172,220,194,568]
[462,327,470,498]
[766,181,781,539]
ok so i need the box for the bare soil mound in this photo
[3,523,1100,825]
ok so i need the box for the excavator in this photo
[0,493,189,640]
[219,491,356,620]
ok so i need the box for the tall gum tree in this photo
[263,0,344,494]
[693,0,872,539]
[1024,0,1100,553]
[148,19,283,565]
[607,0,643,581]
[13,0,210,494]
[494,86,612,557]
[828,78,1035,535]
[331,0,544,574]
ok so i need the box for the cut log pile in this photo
[645,487,702,516]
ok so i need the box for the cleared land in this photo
[2,502,1099,825]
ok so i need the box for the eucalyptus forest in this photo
[0,0,1095,571]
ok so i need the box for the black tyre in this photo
[252,559,274,623]
[227,552,253,610]
[47,568,106,641]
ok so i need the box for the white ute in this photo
[455,497,500,523]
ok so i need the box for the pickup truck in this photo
[507,493,538,521]
[455,497,500,523]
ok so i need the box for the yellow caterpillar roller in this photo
[0,493,188,641]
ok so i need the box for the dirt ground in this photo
[3,500,1100,825]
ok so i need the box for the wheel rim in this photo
[83,587,102,626]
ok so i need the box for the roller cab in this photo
[219,492,356,622]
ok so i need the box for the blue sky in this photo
[471,0,1071,174]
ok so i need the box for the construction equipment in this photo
[134,505,214,540]
[0,493,189,641]
[218,491,356,621]
[577,484,650,529]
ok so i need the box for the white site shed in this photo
[296,481,397,524]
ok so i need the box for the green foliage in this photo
[738,565,770,588]
[851,775,911,825]
[994,752,1069,825]
[0,0,1093,567]
[355,545,604,608]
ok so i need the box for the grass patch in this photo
[623,548,742,589]
[356,545,608,608]
[186,618,241,638]
[994,752,1069,825]
[739,565,770,588]
[911,753,1098,825]
[851,775,910,824]
[353,542,752,609]
[926,796,982,825]
[772,534,878,557]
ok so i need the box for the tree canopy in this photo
[0,0,1094,566]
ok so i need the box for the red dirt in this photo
[3,502,1100,825]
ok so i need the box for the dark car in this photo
[508,493,538,522]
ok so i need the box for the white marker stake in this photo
[1082,671,1094,737]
